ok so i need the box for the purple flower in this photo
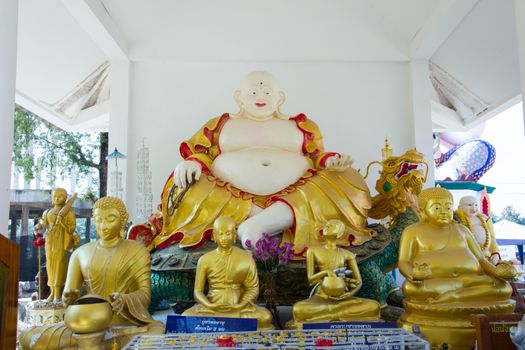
[245,240,252,249]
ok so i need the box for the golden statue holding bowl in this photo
[20,196,164,350]
[286,219,381,329]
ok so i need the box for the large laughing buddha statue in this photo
[154,71,374,256]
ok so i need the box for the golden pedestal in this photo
[398,300,515,349]
[72,330,106,350]
[27,300,66,326]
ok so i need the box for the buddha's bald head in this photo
[213,216,237,248]
[234,71,286,120]
[458,196,478,215]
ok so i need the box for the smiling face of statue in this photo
[213,217,237,249]
[323,219,345,241]
[94,208,122,242]
[459,196,479,216]
[425,197,454,227]
[236,71,284,120]
[51,188,67,206]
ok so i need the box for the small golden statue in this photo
[20,196,164,350]
[398,187,516,349]
[182,216,274,330]
[455,195,499,262]
[286,219,381,329]
[34,188,79,303]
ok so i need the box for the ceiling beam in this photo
[410,0,479,59]
[61,0,128,60]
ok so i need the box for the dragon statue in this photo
[128,144,428,315]
[356,146,427,306]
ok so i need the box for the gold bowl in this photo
[64,295,113,334]
[320,276,346,297]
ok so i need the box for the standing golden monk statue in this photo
[35,188,79,303]
[20,196,164,350]
[286,219,380,329]
[398,187,516,349]
[182,216,274,330]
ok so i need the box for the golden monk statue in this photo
[455,195,499,262]
[287,219,380,329]
[35,188,78,302]
[182,216,274,330]
[398,187,516,349]
[155,71,373,256]
[20,197,164,350]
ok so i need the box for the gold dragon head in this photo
[365,140,428,220]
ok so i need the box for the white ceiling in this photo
[431,0,522,129]
[16,0,108,131]
[99,0,443,62]
[14,0,524,132]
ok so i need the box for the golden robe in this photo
[20,240,164,350]
[154,114,373,256]
[42,207,76,288]
[182,246,273,329]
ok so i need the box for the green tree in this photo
[494,205,525,225]
[12,106,108,197]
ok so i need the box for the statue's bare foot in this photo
[238,220,264,249]
[238,202,294,248]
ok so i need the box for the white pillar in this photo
[0,0,18,236]
[515,0,525,133]
[409,59,435,186]
[108,60,130,204]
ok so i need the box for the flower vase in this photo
[263,277,282,329]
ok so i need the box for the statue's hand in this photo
[174,160,201,189]
[62,289,80,306]
[109,292,125,313]
[345,278,360,290]
[412,262,432,281]
[216,303,244,312]
[325,154,353,172]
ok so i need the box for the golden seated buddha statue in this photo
[20,197,164,350]
[286,219,381,329]
[182,216,274,330]
[398,187,516,349]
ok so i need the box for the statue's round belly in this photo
[212,149,311,196]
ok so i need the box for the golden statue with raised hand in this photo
[182,216,274,330]
[455,195,499,262]
[398,187,516,349]
[20,196,164,350]
[155,71,373,256]
[35,188,79,303]
[286,219,381,329]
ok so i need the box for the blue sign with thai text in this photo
[303,321,398,330]
[165,315,258,334]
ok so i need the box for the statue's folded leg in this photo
[241,306,274,330]
[20,323,75,350]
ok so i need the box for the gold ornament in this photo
[365,148,427,222]
[286,219,381,329]
[182,216,274,330]
[398,187,516,349]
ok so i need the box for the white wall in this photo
[124,61,413,222]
